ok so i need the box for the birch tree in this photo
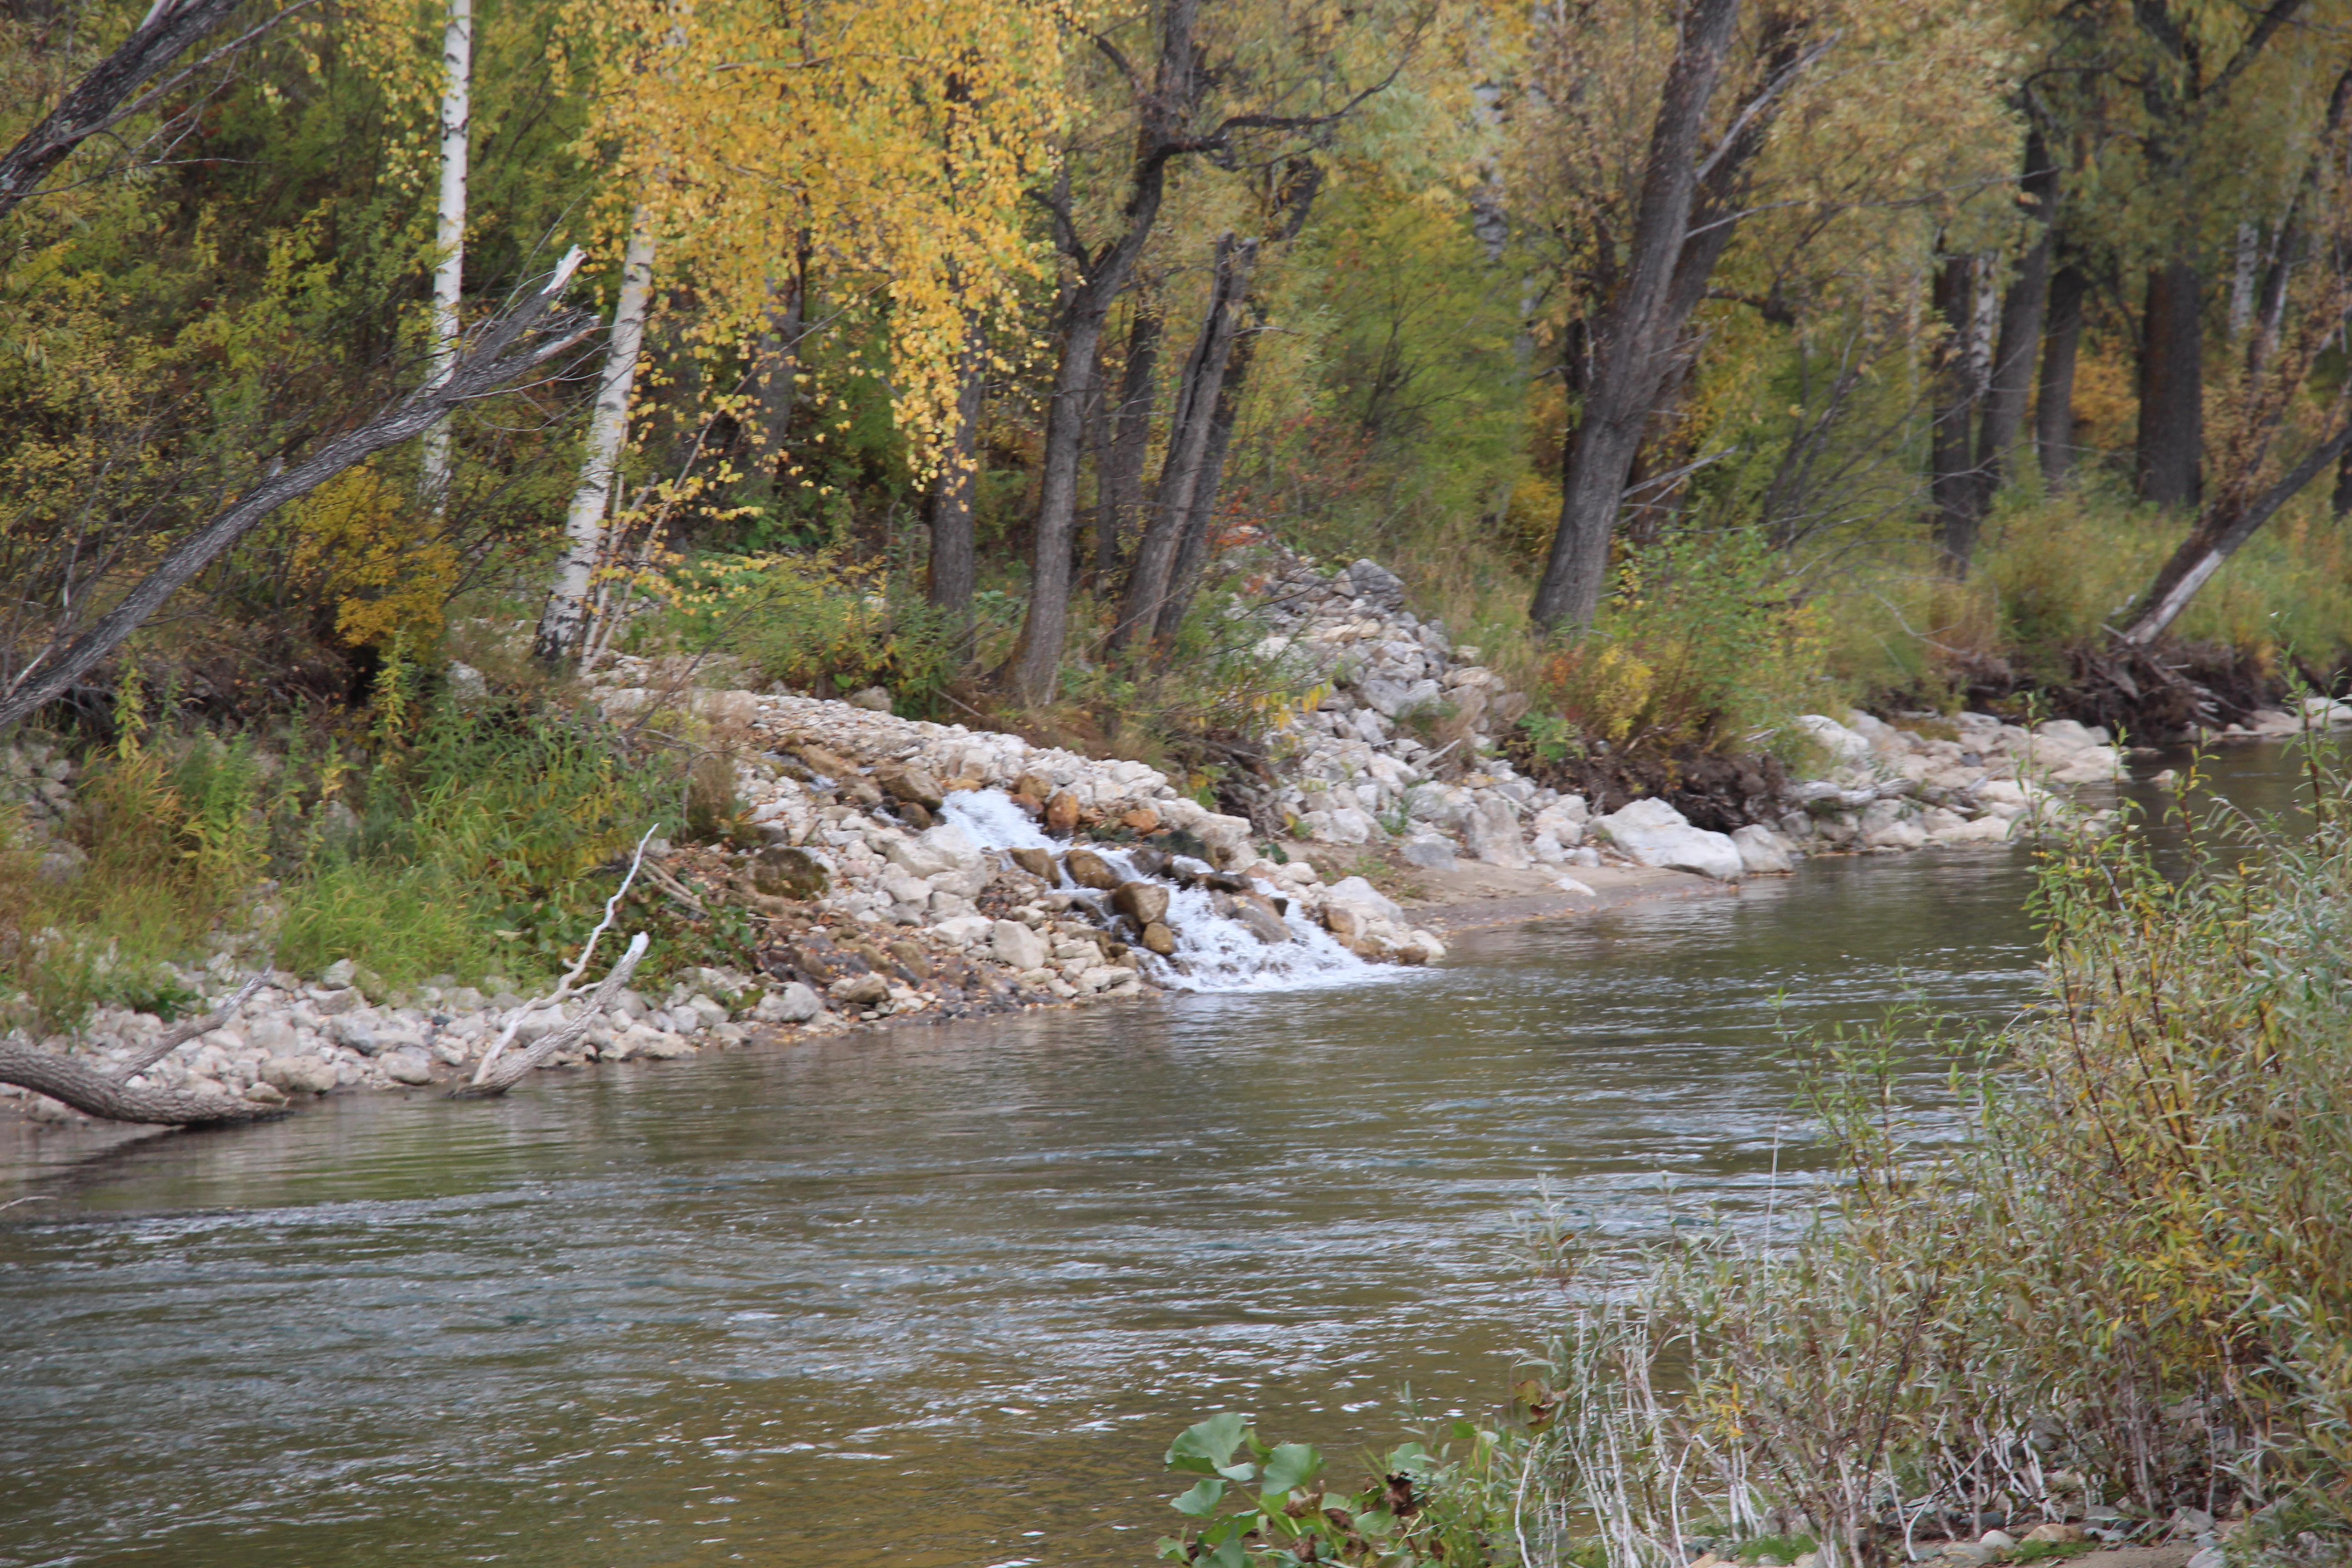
[417,0,473,510]
[534,213,654,668]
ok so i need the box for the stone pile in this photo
[0,739,84,883]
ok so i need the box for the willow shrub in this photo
[1525,750,2352,1568]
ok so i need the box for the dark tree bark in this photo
[2036,262,2087,490]
[1113,234,1255,652]
[1975,132,2056,501]
[1004,0,1380,700]
[754,253,809,474]
[1095,301,1162,577]
[1930,251,1987,572]
[0,977,267,1125]
[926,324,987,628]
[2136,257,2204,508]
[0,0,293,224]
[1531,0,1809,631]
[1002,0,1205,704]
[0,253,595,729]
[1153,326,1255,645]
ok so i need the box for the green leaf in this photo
[1167,1412,1253,1476]
[1171,1479,1226,1517]
[1259,1442,1320,1498]
[1202,1538,1249,1568]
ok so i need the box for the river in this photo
[0,742,2327,1568]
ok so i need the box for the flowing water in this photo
[0,743,2328,1568]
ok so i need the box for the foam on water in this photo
[935,790,1384,994]
[936,789,1059,853]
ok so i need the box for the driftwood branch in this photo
[450,932,649,1098]
[0,248,595,730]
[112,972,265,1078]
[0,1040,270,1124]
[0,971,276,1126]
[466,826,655,1088]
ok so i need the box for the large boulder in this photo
[991,919,1047,971]
[1731,823,1795,875]
[1322,875,1403,923]
[1463,794,1529,868]
[1593,799,1743,881]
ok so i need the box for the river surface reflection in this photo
[0,741,2323,1567]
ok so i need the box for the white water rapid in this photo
[934,789,1383,993]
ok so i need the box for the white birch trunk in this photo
[418,0,472,509]
[534,212,656,666]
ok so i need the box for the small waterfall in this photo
[937,790,1382,994]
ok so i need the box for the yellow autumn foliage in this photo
[288,466,461,649]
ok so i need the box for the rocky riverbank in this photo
[8,551,2347,1130]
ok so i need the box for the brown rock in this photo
[797,745,858,779]
[1140,921,1178,956]
[828,972,889,1007]
[1234,903,1291,945]
[875,761,945,810]
[751,845,829,901]
[1009,846,1058,882]
[837,774,886,807]
[1044,790,1081,835]
[1120,806,1161,833]
[885,940,934,980]
[1112,880,1169,925]
[1063,848,1122,891]
[2023,1525,2084,1544]
[897,800,935,830]
[1014,770,1054,801]
[1322,902,1367,941]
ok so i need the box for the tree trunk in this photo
[755,255,807,473]
[1153,325,1254,645]
[1002,0,1201,704]
[2135,257,2203,508]
[1973,132,2055,515]
[2120,419,2352,645]
[2035,263,2087,491]
[1114,234,1256,653]
[0,0,250,223]
[1096,301,1161,577]
[1529,0,1749,632]
[1930,252,1986,572]
[536,213,656,669]
[926,323,986,627]
[417,0,472,511]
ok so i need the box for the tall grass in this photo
[1522,752,2352,1566]
[0,692,684,1033]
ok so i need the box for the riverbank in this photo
[9,551,2346,1129]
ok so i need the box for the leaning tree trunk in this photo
[1529,0,1747,632]
[1151,324,1254,646]
[0,251,594,730]
[926,323,987,629]
[1113,235,1256,653]
[536,213,657,669]
[2136,256,2204,509]
[2036,262,2087,491]
[417,0,473,511]
[2121,420,2352,646]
